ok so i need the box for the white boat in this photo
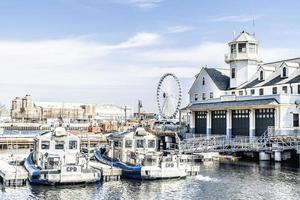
[95,126,201,180]
[24,126,101,185]
[141,153,187,179]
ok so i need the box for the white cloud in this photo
[112,0,164,9]
[212,14,263,22]
[115,32,161,49]
[165,25,194,34]
[260,47,300,62]
[1,32,299,111]
[134,42,227,66]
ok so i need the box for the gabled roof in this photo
[229,31,257,44]
[259,65,276,72]
[205,68,230,90]
[185,98,278,111]
[263,75,283,86]
[263,57,300,66]
[241,78,261,89]
[281,61,299,68]
[287,74,300,84]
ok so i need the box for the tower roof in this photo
[229,31,257,44]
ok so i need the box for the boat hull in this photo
[94,149,188,180]
[24,153,101,185]
[141,166,187,180]
[94,148,142,179]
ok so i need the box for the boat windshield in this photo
[69,140,77,150]
[136,140,144,148]
[147,140,155,148]
[41,141,50,150]
[55,141,64,150]
[125,140,132,148]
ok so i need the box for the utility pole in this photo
[124,105,127,126]
[138,100,142,122]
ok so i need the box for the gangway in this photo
[179,127,300,153]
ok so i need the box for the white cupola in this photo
[225,31,262,88]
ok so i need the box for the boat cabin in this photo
[32,127,84,170]
[107,127,158,165]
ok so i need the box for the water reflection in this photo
[1,161,300,200]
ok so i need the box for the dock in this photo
[0,134,107,150]
[0,160,27,187]
[89,161,121,181]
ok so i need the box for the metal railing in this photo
[180,127,300,153]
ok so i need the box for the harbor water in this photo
[1,161,300,200]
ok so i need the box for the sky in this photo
[0,0,300,113]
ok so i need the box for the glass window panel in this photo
[41,141,50,150]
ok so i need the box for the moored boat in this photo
[24,126,101,185]
[94,126,201,180]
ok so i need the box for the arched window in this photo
[260,70,264,80]
[282,67,287,77]
[202,77,205,85]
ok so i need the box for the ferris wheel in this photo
[157,73,182,119]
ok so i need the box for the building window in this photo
[239,91,243,96]
[210,92,213,99]
[249,43,256,53]
[232,91,235,95]
[251,89,255,95]
[282,67,287,78]
[231,68,236,79]
[238,43,246,53]
[202,77,205,85]
[259,88,264,95]
[259,70,264,81]
[282,86,288,94]
[231,44,236,54]
[298,85,300,94]
[293,114,299,127]
[202,93,206,100]
[194,94,198,101]
[272,87,277,94]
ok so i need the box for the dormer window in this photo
[194,94,198,101]
[259,70,264,81]
[238,43,246,53]
[202,77,205,85]
[282,67,287,78]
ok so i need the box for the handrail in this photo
[179,127,300,153]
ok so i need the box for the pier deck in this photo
[89,161,121,181]
[0,160,27,187]
[0,134,107,150]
